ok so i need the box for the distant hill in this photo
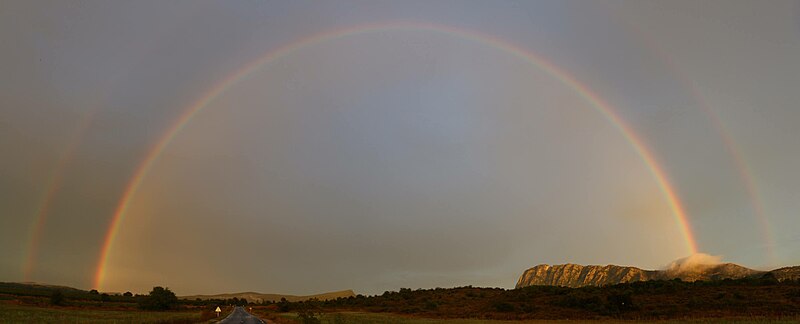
[0,282,90,298]
[516,263,768,288]
[769,266,800,281]
[180,289,355,303]
[0,281,355,303]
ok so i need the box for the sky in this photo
[1,0,799,296]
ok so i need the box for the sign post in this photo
[215,306,221,317]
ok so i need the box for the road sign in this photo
[215,306,221,317]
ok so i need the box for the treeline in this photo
[183,296,252,307]
[273,276,800,320]
[0,282,256,310]
[0,283,185,311]
[0,282,142,303]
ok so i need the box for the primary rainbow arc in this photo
[93,21,698,289]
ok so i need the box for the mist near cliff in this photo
[665,253,724,275]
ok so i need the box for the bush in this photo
[605,291,635,314]
[493,301,516,312]
[331,313,346,324]
[50,290,64,306]
[297,307,321,324]
[277,297,291,312]
[423,300,438,310]
[138,286,178,310]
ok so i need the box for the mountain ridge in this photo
[179,289,355,303]
[515,262,779,288]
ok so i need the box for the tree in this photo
[277,297,290,312]
[138,286,178,310]
[123,291,133,297]
[50,290,64,306]
[89,289,99,295]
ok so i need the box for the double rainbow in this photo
[89,22,699,289]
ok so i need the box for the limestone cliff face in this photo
[515,263,763,288]
[515,264,662,288]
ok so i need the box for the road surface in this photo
[217,306,268,324]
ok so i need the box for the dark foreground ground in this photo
[3,277,800,323]
[259,276,800,321]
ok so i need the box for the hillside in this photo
[770,266,800,282]
[0,282,91,298]
[281,278,800,320]
[180,289,355,303]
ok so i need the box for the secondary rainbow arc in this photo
[617,16,776,262]
[93,22,698,289]
[22,112,98,281]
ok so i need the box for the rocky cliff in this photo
[515,264,662,288]
[516,263,764,288]
[769,266,800,282]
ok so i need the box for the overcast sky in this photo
[2,0,799,296]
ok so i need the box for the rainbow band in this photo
[23,158,69,280]
[93,22,698,289]
[622,18,776,261]
[22,113,97,281]
[686,85,775,262]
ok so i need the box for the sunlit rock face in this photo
[515,264,662,288]
[515,263,764,288]
[769,266,800,282]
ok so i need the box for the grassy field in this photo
[279,312,800,324]
[0,303,202,323]
[4,303,798,324]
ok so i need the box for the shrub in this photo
[297,307,321,324]
[605,291,635,314]
[493,301,515,312]
[277,297,291,312]
[50,290,64,306]
[424,300,438,310]
[138,286,178,310]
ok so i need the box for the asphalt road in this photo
[217,306,267,324]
